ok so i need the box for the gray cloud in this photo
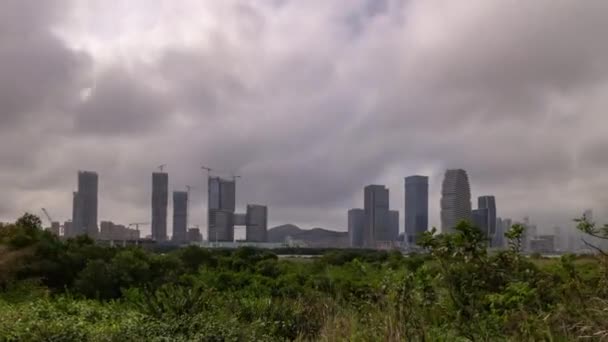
[0,0,90,129]
[75,66,171,135]
[2,0,608,235]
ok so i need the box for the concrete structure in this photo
[99,221,140,240]
[234,213,246,226]
[389,210,399,242]
[530,235,555,253]
[521,217,537,252]
[478,196,497,243]
[440,169,472,233]
[187,228,203,243]
[246,204,268,242]
[493,217,506,248]
[553,226,564,252]
[364,185,389,247]
[48,222,60,235]
[472,208,489,238]
[210,210,234,242]
[71,171,98,237]
[151,172,168,241]
[404,175,428,246]
[348,208,365,247]
[172,191,188,243]
[63,221,73,238]
[199,241,288,249]
[208,177,236,242]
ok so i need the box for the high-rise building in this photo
[348,208,365,247]
[208,177,236,242]
[99,221,140,240]
[246,204,267,242]
[70,192,80,238]
[187,228,203,243]
[493,217,505,248]
[151,172,168,241]
[48,222,60,235]
[404,175,428,245]
[502,218,512,232]
[440,169,472,233]
[72,171,98,237]
[553,226,564,252]
[472,208,489,239]
[172,191,188,243]
[364,185,389,247]
[389,210,399,241]
[478,196,497,239]
[63,221,73,237]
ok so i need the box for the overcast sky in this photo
[2,0,608,237]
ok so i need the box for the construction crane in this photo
[201,165,213,177]
[157,164,167,172]
[41,208,53,226]
[232,174,241,182]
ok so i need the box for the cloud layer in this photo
[2,0,608,236]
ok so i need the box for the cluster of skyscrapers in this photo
[348,185,399,249]
[65,169,268,244]
[348,169,508,249]
[150,172,269,243]
[207,176,268,243]
[53,168,600,253]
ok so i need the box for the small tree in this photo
[575,214,608,256]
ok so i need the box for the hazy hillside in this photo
[267,224,349,247]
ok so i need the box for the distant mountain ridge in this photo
[267,224,348,248]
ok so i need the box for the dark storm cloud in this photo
[0,0,91,128]
[3,0,608,232]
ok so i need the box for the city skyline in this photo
[18,166,603,240]
[2,1,608,235]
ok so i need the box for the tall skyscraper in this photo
[493,217,505,248]
[172,191,188,243]
[404,175,428,245]
[63,221,73,237]
[208,177,236,242]
[478,196,497,244]
[389,210,399,241]
[151,172,168,241]
[440,169,472,233]
[472,208,489,239]
[364,185,389,247]
[246,204,268,242]
[348,208,365,247]
[72,171,98,237]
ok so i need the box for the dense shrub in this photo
[2,214,608,340]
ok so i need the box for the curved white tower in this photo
[440,169,472,233]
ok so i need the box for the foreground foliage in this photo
[1,214,608,341]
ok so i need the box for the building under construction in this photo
[207,175,268,243]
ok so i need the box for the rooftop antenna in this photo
[158,164,167,172]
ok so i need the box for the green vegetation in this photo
[1,214,608,341]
